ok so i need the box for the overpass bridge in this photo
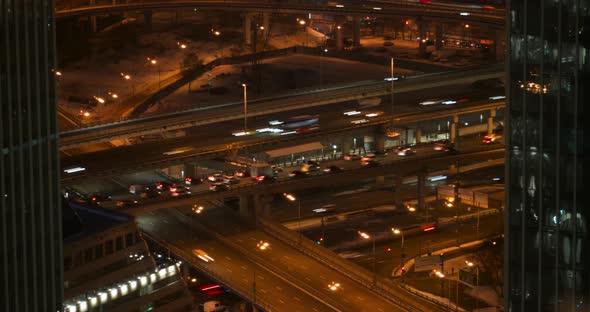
[60,97,505,183]
[59,64,504,149]
[138,203,445,311]
[55,0,504,28]
[120,147,503,216]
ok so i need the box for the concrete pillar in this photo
[342,139,352,155]
[143,11,152,32]
[415,128,422,144]
[435,23,443,50]
[89,0,97,33]
[262,12,270,39]
[394,176,403,207]
[417,172,426,211]
[240,195,250,217]
[335,25,343,50]
[492,29,504,61]
[352,15,361,48]
[418,19,427,56]
[376,176,385,185]
[243,13,253,47]
[488,109,497,134]
[450,115,459,150]
[375,132,386,153]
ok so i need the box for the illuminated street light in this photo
[55,71,62,76]
[192,204,204,214]
[298,19,306,25]
[95,97,105,104]
[407,205,416,212]
[284,193,302,241]
[328,281,341,291]
[465,24,470,28]
[109,92,118,99]
[358,231,376,284]
[392,227,405,276]
[120,73,131,80]
[213,30,220,36]
[257,240,270,251]
[177,42,187,49]
[242,83,248,131]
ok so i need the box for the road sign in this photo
[414,255,442,272]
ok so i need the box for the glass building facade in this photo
[506,0,590,309]
[0,1,63,311]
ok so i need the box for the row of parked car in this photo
[129,181,193,198]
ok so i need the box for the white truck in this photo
[249,163,274,178]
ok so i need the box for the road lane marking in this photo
[242,278,248,283]
[319,275,326,280]
[260,289,267,294]
[378,308,384,312]
[258,275,264,280]
[313,308,319,311]
[226,268,232,273]
[225,256,232,261]
[279,300,285,304]
[275,286,282,291]
[241,266,247,270]
[356,296,364,301]
[293,296,301,302]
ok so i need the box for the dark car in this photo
[255,175,276,184]
[234,169,250,178]
[288,170,308,179]
[361,160,381,167]
[184,177,202,185]
[209,183,229,192]
[140,188,160,198]
[87,193,111,205]
[154,181,174,190]
[323,166,343,174]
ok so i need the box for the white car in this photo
[192,249,215,262]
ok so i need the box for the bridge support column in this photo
[335,25,343,50]
[375,132,386,153]
[240,195,251,217]
[417,172,426,211]
[415,128,422,144]
[491,29,505,61]
[394,176,403,208]
[418,18,427,56]
[435,23,444,50]
[243,13,254,47]
[143,11,153,32]
[352,15,361,48]
[376,176,385,185]
[89,0,97,33]
[342,139,352,155]
[488,109,497,134]
[262,12,270,40]
[450,115,459,150]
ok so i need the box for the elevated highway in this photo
[120,147,503,216]
[139,204,445,311]
[59,64,504,149]
[55,0,504,28]
[60,97,505,183]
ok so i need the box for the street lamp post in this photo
[392,227,405,280]
[284,193,301,243]
[390,57,395,114]
[358,231,376,285]
[242,83,248,132]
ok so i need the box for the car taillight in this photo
[186,177,192,182]
[423,225,436,232]
[256,176,264,181]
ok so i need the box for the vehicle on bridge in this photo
[323,165,343,173]
[280,114,320,134]
[482,133,502,144]
[208,173,224,182]
[289,170,309,179]
[222,175,240,185]
[209,183,229,192]
[192,249,215,262]
[185,176,203,185]
[343,154,361,161]
[397,147,417,156]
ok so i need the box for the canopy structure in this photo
[265,142,324,159]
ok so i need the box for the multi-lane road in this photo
[138,205,445,311]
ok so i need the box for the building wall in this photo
[506,0,590,309]
[0,1,62,311]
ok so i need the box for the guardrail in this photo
[141,231,278,311]
[257,217,427,312]
[169,208,345,311]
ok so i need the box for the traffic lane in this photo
[62,82,500,166]
[138,211,334,312]
[100,147,502,214]
[345,213,504,277]
[189,206,429,312]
